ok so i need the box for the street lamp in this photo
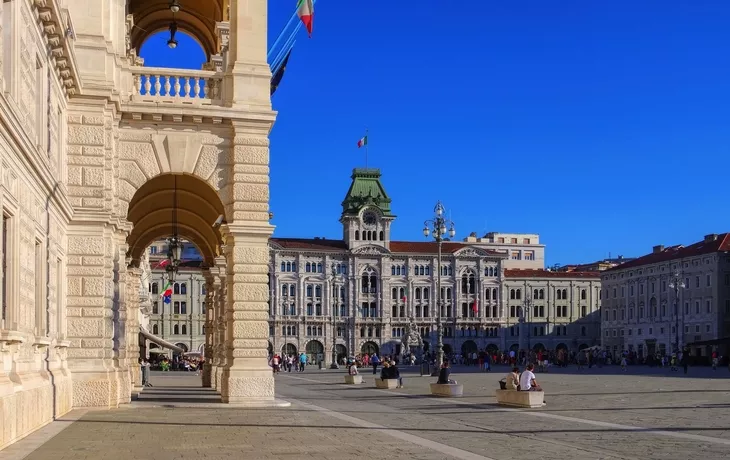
[423,201,456,371]
[330,263,340,369]
[522,291,533,352]
[668,272,686,353]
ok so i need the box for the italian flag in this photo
[160,281,172,299]
[402,286,408,302]
[357,135,368,148]
[297,0,314,37]
[472,298,478,314]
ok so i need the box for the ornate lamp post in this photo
[668,272,685,353]
[423,201,456,371]
[521,291,533,352]
[330,263,340,369]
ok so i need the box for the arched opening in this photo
[139,31,207,70]
[282,343,297,356]
[578,343,589,351]
[533,343,545,352]
[509,344,519,352]
[361,341,379,356]
[486,343,499,354]
[128,0,226,61]
[461,340,478,356]
[335,344,348,363]
[305,340,324,364]
[442,344,453,355]
[556,343,568,351]
[126,173,226,267]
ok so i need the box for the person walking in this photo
[371,353,381,375]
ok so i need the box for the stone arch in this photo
[461,340,478,355]
[128,0,226,59]
[360,341,379,355]
[125,173,226,266]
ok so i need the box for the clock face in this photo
[362,211,377,226]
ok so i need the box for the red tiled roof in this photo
[505,269,600,279]
[603,233,730,272]
[270,238,348,251]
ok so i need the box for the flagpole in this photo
[365,128,369,169]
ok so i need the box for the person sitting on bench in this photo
[519,364,543,391]
[380,361,392,380]
[437,360,457,384]
[348,363,359,375]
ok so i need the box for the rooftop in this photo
[604,233,730,272]
[270,238,505,256]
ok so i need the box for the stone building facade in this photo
[268,169,602,365]
[147,240,207,356]
[601,234,730,359]
[1,0,278,449]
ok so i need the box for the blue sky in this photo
[140,1,730,266]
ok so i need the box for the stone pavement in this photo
[4,365,730,459]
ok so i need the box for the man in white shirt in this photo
[519,364,542,391]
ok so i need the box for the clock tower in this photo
[340,168,395,250]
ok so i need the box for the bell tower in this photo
[340,168,395,250]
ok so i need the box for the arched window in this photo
[305,262,311,272]
[391,287,397,300]
[423,288,429,299]
[510,289,516,300]
[287,262,292,272]
[173,324,180,335]
[562,289,567,299]
[317,263,323,273]
[292,262,297,271]
[307,326,312,335]
[174,283,180,295]
[539,289,544,299]
[534,289,539,299]
[379,231,384,240]
[355,230,359,240]
[415,288,421,300]
[492,288,498,300]
[152,324,159,334]
[516,289,522,300]
[317,326,322,335]
[306,285,313,297]
[282,285,288,296]
[415,305,421,317]
[290,285,296,296]
[181,324,187,335]
[315,285,322,297]
[392,305,398,317]
[399,287,405,300]
[486,289,491,300]
[391,266,396,275]
[281,262,286,271]
[367,327,373,337]
[151,282,159,294]
[581,289,586,300]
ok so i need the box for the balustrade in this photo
[131,66,223,103]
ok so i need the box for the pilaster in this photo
[220,227,274,403]
[202,267,215,388]
[126,265,143,391]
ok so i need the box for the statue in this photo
[402,317,423,361]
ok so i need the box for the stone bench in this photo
[495,389,545,408]
[374,378,398,389]
[429,383,464,397]
[344,374,363,384]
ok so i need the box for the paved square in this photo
[6,365,730,459]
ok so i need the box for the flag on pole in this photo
[160,281,172,303]
[152,259,170,270]
[402,286,408,302]
[472,298,478,315]
[357,135,368,148]
[297,0,314,37]
[271,47,293,95]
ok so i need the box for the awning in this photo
[139,327,185,353]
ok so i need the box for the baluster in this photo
[192,77,200,98]
[174,75,181,97]
[203,78,210,99]
[164,75,171,96]
[134,74,141,95]
[143,74,151,96]
[184,77,191,98]
[154,75,161,96]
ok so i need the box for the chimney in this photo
[653,245,664,254]
[704,234,718,243]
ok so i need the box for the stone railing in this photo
[130,67,223,104]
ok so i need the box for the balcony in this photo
[131,67,223,105]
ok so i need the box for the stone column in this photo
[220,228,274,403]
[214,261,227,391]
[126,265,143,389]
[226,0,270,107]
[202,268,215,388]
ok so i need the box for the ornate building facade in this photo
[601,234,730,358]
[268,169,602,365]
[1,0,278,449]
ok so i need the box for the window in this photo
[150,246,157,255]
[181,324,187,335]
[511,238,517,244]
[180,283,187,295]
[180,302,187,314]
[173,301,180,314]
[707,274,711,287]
[174,283,180,295]
[580,289,586,300]
[523,238,530,244]
[524,251,535,261]
[695,276,700,288]
[201,285,207,295]
[152,301,159,314]
[173,324,180,335]
[706,300,712,313]
[151,282,159,294]
[511,251,520,260]
[35,239,45,336]
[201,302,206,314]
[153,324,159,334]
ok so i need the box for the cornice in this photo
[33,0,81,97]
